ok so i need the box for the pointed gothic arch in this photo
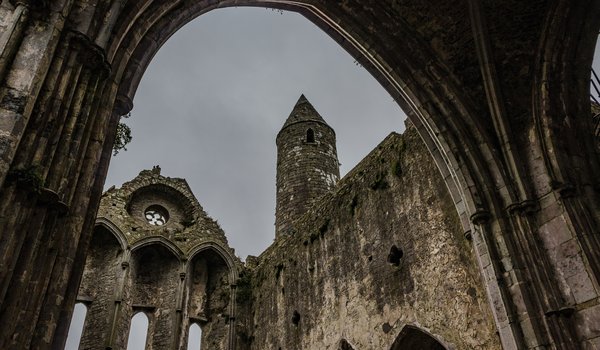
[338,338,355,350]
[186,242,238,349]
[389,326,447,350]
[126,312,150,350]
[187,241,239,284]
[95,217,129,251]
[130,236,185,262]
[0,2,598,349]
[187,322,203,350]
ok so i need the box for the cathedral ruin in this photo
[73,96,499,349]
[0,1,599,349]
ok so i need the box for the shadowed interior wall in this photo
[126,244,180,349]
[78,226,123,349]
[184,251,232,350]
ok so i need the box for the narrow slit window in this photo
[64,303,87,350]
[187,323,202,350]
[306,128,315,143]
[126,312,149,350]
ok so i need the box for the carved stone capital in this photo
[67,30,111,78]
[550,180,577,199]
[470,209,491,226]
[9,0,47,9]
[39,187,69,216]
[464,230,472,240]
[545,306,575,318]
[507,199,539,216]
[114,94,133,116]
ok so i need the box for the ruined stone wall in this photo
[99,169,229,248]
[75,170,239,350]
[246,125,501,349]
[181,251,232,350]
[202,262,232,349]
[78,227,122,349]
[129,245,180,349]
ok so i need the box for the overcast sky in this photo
[104,8,405,261]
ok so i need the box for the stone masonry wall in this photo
[245,125,501,349]
[78,227,122,349]
[76,169,239,350]
[128,245,180,349]
[180,251,232,350]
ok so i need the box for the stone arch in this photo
[130,236,185,261]
[127,184,195,221]
[185,242,238,350]
[64,302,88,350]
[126,311,150,350]
[306,128,315,143]
[338,338,355,350]
[124,180,201,220]
[95,217,128,251]
[125,242,182,349]
[187,322,203,350]
[389,325,447,350]
[109,1,493,234]
[532,1,600,295]
[187,241,239,284]
[106,3,512,346]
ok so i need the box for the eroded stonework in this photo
[77,167,241,349]
[237,124,500,350]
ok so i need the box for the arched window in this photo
[389,326,446,350]
[126,312,149,350]
[306,128,315,143]
[64,303,87,350]
[339,339,355,350]
[187,323,202,350]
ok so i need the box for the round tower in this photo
[275,95,340,237]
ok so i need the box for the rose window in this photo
[144,205,169,226]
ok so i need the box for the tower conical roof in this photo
[280,95,331,131]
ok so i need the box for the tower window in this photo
[306,128,315,143]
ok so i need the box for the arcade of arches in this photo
[0,0,599,349]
